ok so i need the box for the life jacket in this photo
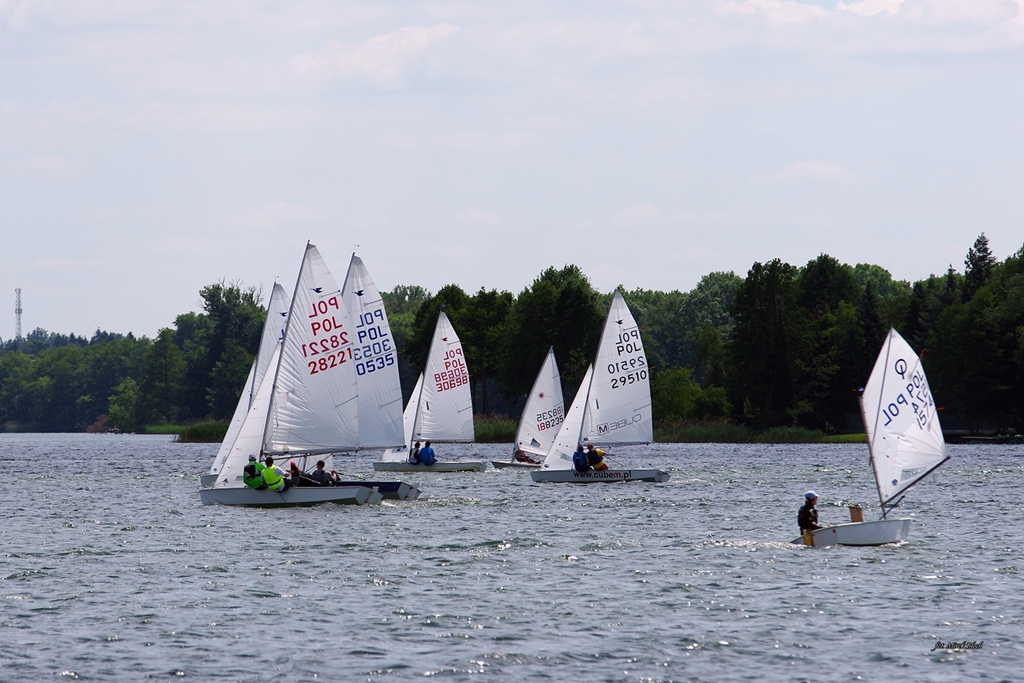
[262,466,283,489]
[572,450,588,472]
[243,464,266,489]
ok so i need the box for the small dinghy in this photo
[199,243,412,506]
[796,328,949,546]
[492,347,562,470]
[373,311,485,472]
[532,292,669,484]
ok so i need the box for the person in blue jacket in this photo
[572,444,589,472]
[418,441,436,466]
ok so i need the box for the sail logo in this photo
[596,414,642,435]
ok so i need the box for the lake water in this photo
[1,434,1021,682]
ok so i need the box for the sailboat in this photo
[200,243,384,506]
[374,310,485,472]
[201,281,290,489]
[332,253,420,499]
[799,328,949,546]
[531,292,669,483]
[492,346,563,470]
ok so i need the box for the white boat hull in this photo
[491,460,541,470]
[199,485,382,507]
[333,481,421,501]
[372,461,485,473]
[531,468,669,483]
[794,518,912,547]
[199,473,218,488]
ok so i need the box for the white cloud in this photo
[227,202,333,232]
[33,257,102,268]
[294,24,461,88]
[837,0,906,17]
[609,203,663,227]
[27,155,74,171]
[457,210,502,225]
[716,0,830,25]
[402,239,478,259]
[766,159,862,183]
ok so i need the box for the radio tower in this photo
[15,288,22,339]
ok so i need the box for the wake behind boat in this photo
[374,310,485,472]
[532,292,669,484]
[796,328,949,546]
[492,346,563,471]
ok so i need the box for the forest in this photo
[1,234,1022,438]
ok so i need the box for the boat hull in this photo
[491,460,541,470]
[794,518,912,547]
[531,468,669,483]
[372,461,485,472]
[199,485,382,507]
[199,473,218,488]
[334,481,421,501]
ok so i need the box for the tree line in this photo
[2,234,1022,435]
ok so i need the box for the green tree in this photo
[964,232,996,301]
[140,328,185,424]
[726,259,810,427]
[108,377,141,433]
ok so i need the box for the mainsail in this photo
[412,311,475,442]
[581,291,652,447]
[515,347,565,458]
[213,344,282,487]
[540,365,594,471]
[209,282,290,475]
[380,373,425,463]
[341,254,405,448]
[862,327,949,508]
[263,242,360,455]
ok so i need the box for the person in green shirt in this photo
[243,454,266,490]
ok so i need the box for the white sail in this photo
[515,347,565,457]
[341,255,405,448]
[862,328,949,507]
[380,373,424,462]
[540,365,594,471]
[264,242,360,455]
[413,311,475,442]
[581,291,652,447]
[213,344,281,487]
[209,282,291,475]
[253,282,291,403]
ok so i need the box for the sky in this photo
[1,0,1023,340]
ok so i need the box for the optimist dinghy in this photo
[492,346,563,470]
[373,311,485,472]
[531,292,669,484]
[797,328,949,546]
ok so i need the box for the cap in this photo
[248,455,257,462]
[805,491,817,500]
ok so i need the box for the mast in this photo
[260,242,310,456]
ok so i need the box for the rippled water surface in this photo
[2,434,1022,682]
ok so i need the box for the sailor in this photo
[261,456,291,492]
[798,491,822,531]
[418,441,436,466]
[408,441,422,465]
[290,461,317,487]
[572,444,589,472]
[310,460,337,486]
[585,443,609,471]
[242,454,267,489]
[514,449,539,464]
